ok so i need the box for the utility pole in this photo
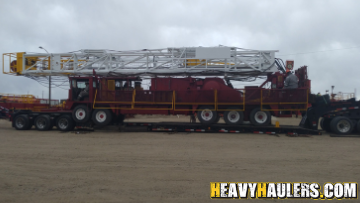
[49,76,51,106]
[39,46,52,107]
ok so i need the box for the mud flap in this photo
[299,114,307,127]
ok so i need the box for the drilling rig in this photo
[2,46,352,135]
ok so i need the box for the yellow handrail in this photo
[91,88,309,112]
[260,88,309,111]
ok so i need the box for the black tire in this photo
[330,116,354,135]
[322,118,332,132]
[224,107,244,125]
[13,114,31,130]
[92,109,113,127]
[25,119,33,130]
[34,115,52,131]
[197,106,218,124]
[72,105,91,123]
[56,115,75,131]
[356,120,360,134]
[250,107,271,126]
[351,120,357,133]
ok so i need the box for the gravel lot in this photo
[0,116,359,202]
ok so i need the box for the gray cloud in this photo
[1,0,359,99]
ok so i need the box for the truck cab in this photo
[69,76,97,102]
[67,76,143,106]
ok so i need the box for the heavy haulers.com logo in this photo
[210,182,357,200]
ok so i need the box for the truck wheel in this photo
[34,115,52,131]
[224,107,244,125]
[197,106,218,124]
[14,114,31,130]
[72,105,90,123]
[92,109,113,127]
[250,107,271,126]
[56,115,75,131]
[330,116,354,135]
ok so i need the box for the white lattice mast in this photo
[3,46,278,77]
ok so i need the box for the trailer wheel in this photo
[250,107,271,126]
[72,105,90,123]
[330,116,354,135]
[34,115,52,131]
[197,106,218,124]
[14,114,31,130]
[224,107,244,125]
[56,115,75,131]
[92,109,113,127]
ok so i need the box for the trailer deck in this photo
[118,122,321,135]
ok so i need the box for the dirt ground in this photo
[0,116,359,203]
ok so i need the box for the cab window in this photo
[77,81,86,88]
[72,80,77,88]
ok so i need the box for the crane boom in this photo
[3,46,278,77]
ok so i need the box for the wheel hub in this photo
[201,109,213,121]
[16,117,25,128]
[227,111,240,123]
[96,111,107,122]
[58,118,68,129]
[254,111,267,124]
[76,109,86,120]
[36,118,46,129]
[337,120,351,133]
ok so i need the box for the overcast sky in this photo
[1,0,359,99]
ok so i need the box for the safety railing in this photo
[93,89,175,110]
[217,89,245,111]
[93,89,245,111]
[92,88,309,112]
[174,90,217,111]
[260,88,309,111]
